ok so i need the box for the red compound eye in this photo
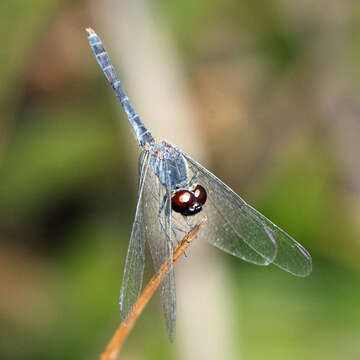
[171,190,195,213]
[194,185,207,205]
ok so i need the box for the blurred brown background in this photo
[1,0,360,359]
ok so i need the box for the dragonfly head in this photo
[171,185,207,217]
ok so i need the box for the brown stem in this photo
[100,218,207,360]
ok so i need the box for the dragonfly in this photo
[86,28,312,341]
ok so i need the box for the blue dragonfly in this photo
[86,28,312,341]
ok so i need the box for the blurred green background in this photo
[1,1,360,359]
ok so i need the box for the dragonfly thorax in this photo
[149,141,188,189]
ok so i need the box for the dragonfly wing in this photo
[119,151,150,320]
[183,153,312,276]
[201,197,275,266]
[142,155,176,341]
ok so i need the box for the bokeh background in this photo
[1,1,360,359]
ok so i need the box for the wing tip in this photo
[274,259,312,277]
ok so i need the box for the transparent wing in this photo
[119,152,150,321]
[142,153,176,341]
[182,152,312,277]
[170,175,275,266]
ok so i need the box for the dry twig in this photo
[100,218,207,360]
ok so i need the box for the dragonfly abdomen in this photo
[87,28,154,147]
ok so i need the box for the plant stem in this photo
[100,218,207,360]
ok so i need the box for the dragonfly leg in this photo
[173,223,188,256]
[158,194,172,243]
[171,224,187,234]
[158,190,187,257]
[183,215,193,229]
[170,223,188,245]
